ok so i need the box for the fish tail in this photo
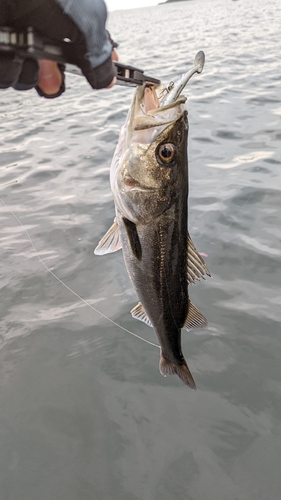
[159,352,196,390]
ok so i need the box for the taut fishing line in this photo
[0,197,160,350]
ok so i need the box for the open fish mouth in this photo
[143,85,160,113]
[127,51,205,142]
[139,50,205,114]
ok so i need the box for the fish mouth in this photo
[128,51,205,136]
[123,174,155,192]
[139,50,205,114]
[143,86,160,113]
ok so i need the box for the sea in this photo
[0,0,280,498]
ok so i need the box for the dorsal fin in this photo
[183,300,207,331]
[131,302,153,327]
[94,218,122,255]
[187,234,211,284]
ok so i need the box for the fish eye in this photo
[157,143,176,164]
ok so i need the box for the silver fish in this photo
[95,52,210,388]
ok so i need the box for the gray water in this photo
[0,0,281,498]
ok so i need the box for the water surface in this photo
[0,0,281,499]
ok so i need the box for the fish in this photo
[95,52,210,389]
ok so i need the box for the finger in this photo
[37,60,62,95]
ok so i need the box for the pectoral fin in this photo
[122,217,142,260]
[94,218,122,255]
[187,234,211,284]
[131,302,153,327]
[183,300,208,331]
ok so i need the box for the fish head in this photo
[110,86,188,224]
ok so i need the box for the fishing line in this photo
[0,197,160,350]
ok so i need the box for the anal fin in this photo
[183,300,207,331]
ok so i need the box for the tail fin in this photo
[159,352,196,390]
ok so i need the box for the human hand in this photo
[1,0,118,95]
[38,46,119,95]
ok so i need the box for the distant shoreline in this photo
[159,0,192,4]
